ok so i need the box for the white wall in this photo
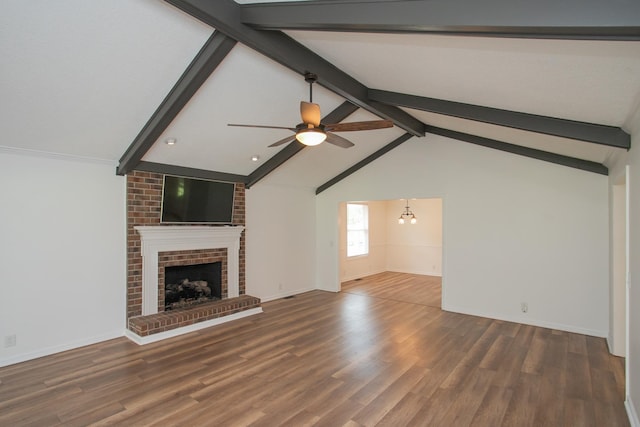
[609,170,627,357]
[626,116,640,427]
[386,198,442,276]
[0,150,126,367]
[317,135,609,337]
[609,105,640,425]
[245,183,317,301]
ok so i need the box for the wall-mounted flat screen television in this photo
[161,175,235,224]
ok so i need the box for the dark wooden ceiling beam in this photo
[240,0,640,41]
[428,126,608,175]
[316,133,413,194]
[247,101,359,188]
[164,0,426,137]
[317,126,607,195]
[135,161,249,184]
[369,89,631,149]
[148,0,614,184]
[116,31,237,176]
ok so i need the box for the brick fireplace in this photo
[126,171,261,343]
[163,255,223,309]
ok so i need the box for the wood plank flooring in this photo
[0,272,628,426]
[342,272,442,308]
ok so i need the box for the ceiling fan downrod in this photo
[305,72,317,103]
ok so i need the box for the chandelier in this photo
[398,199,417,224]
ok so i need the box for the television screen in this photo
[161,175,235,224]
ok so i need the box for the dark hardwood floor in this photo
[342,271,442,308]
[0,272,628,426]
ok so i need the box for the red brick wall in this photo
[126,171,245,320]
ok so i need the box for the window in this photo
[347,203,369,257]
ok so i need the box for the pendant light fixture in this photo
[398,199,417,224]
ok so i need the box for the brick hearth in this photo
[128,295,261,337]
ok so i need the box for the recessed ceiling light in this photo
[165,138,177,145]
[251,155,260,162]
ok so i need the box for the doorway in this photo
[338,198,443,307]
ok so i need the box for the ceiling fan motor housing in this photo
[297,123,324,131]
[304,72,318,84]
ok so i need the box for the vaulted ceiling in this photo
[3,0,640,192]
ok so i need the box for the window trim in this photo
[346,203,369,258]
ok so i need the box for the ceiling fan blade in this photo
[324,119,393,132]
[228,123,296,131]
[300,101,321,127]
[325,132,354,148]
[268,135,296,147]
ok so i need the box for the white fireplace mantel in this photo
[135,225,244,315]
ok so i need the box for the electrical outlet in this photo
[278,283,283,290]
[4,334,16,348]
[521,302,528,313]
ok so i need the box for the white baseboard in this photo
[340,269,387,283]
[125,307,263,345]
[442,304,608,338]
[607,333,614,354]
[608,336,627,358]
[386,268,442,277]
[0,329,124,368]
[259,287,315,303]
[606,334,627,357]
[627,396,640,427]
[342,270,442,283]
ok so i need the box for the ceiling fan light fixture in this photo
[228,74,391,149]
[296,128,326,146]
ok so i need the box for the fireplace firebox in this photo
[164,262,222,310]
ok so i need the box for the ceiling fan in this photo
[228,73,393,148]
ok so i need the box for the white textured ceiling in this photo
[142,43,347,176]
[2,0,639,188]
[287,31,640,127]
[0,0,212,160]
